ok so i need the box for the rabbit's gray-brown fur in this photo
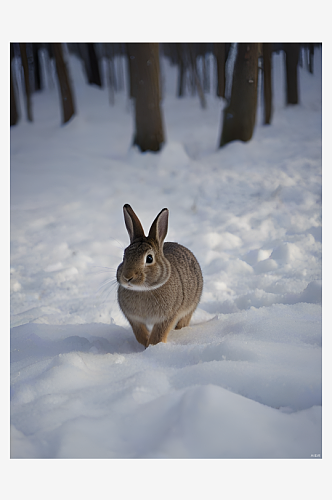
[117,204,203,347]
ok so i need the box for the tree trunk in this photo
[130,43,165,152]
[32,43,42,91]
[214,43,226,98]
[10,63,19,126]
[87,43,102,87]
[284,43,300,104]
[262,43,272,124]
[176,43,186,97]
[219,43,259,147]
[19,43,33,122]
[52,43,75,124]
[309,43,314,74]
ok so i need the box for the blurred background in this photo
[11,42,318,147]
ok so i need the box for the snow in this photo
[10,46,322,464]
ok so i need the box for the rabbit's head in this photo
[116,205,171,291]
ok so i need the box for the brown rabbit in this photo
[117,204,203,347]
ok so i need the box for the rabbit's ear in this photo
[148,208,169,246]
[123,204,145,243]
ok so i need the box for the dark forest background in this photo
[10,43,319,152]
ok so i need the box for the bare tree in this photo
[87,43,102,87]
[284,43,300,104]
[262,43,272,124]
[128,43,165,152]
[52,43,75,124]
[19,43,33,122]
[176,43,186,97]
[308,43,314,74]
[32,43,42,91]
[219,43,259,147]
[10,67,18,126]
[214,43,226,98]
[10,44,19,126]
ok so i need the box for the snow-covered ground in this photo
[10,46,322,461]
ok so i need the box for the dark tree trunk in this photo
[219,43,259,147]
[129,43,165,152]
[45,43,54,61]
[77,43,101,87]
[52,43,75,124]
[214,43,226,98]
[176,43,186,97]
[10,63,19,126]
[284,43,300,104]
[19,43,33,122]
[87,43,102,87]
[262,43,272,124]
[32,43,42,91]
[178,58,185,97]
[309,43,314,74]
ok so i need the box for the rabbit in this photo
[117,204,203,347]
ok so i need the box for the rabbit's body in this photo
[116,205,203,347]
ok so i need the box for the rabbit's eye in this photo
[146,254,153,264]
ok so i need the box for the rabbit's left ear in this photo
[148,208,168,245]
[123,204,145,243]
